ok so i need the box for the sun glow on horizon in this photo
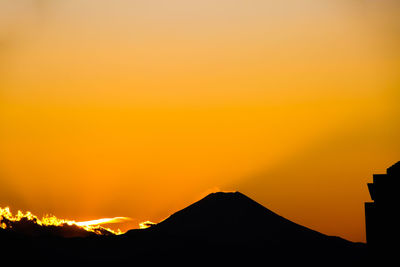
[0,0,399,243]
[76,217,131,227]
[0,206,131,235]
[139,220,156,229]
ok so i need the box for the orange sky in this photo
[0,0,399,242]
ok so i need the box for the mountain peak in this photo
[202,191,246,201]
[195,191,270,215]
[146,191,332,244]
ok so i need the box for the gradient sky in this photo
[0,0,399,241]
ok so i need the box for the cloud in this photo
[76,217,132,227]
[0,206,125,237]
[139,221,156,229]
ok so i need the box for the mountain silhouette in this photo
[146,191,338,242]
[0,191,366,266]
[125,191,365,266]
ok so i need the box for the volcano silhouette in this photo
[147,191,335,242]
[1,192,366,266]
[124,192,365,266]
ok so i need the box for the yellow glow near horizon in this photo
[0,0,399,242]
[0,206,126,235]
[76,217,131,227]
[139,221,156,229]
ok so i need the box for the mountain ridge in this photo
[135,191,353,244]
[1,191,366,266]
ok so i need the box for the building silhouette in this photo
[365,161,400,251]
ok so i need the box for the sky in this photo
[0,0,399,242]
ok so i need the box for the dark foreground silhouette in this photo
[1,192,366,266]
[365,161,400,266]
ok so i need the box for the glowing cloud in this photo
[76,217,132,227]
[0,206,129,236]
[139,221,156,229]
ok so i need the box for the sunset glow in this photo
[0,0,399,242]
[0,206,127,235]
[139,221,156,229]
[76,217,131,227]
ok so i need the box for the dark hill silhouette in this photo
[0,214,115,238]
[0,216,97,238]
[0,191,366,266]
